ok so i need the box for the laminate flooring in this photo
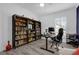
[0,39,75,55]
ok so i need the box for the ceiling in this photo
[18,3,78,16]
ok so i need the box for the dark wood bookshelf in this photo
[12,14,41,48]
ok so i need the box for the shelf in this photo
[16,34,27,36]
[16,25,27,27]
[15,38,27,41]
[16,42,27,47]
[28,36,35,38]
[28,33,35,34]
[12,14,41,48]
[15,20,27,23]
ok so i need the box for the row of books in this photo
[16,19,26,23]
[15,31,27,35]
[15,35,27,40]
[16,27,27,31]
[15,40,26,46]
[16,22,26,26]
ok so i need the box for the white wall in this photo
[0,4,38,52]
[39,7,76,42]
[39,7,76,34]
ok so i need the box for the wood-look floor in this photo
[0,39,75,55]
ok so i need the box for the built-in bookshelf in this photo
[28,20,36,42]
[12,14,41,48]
[35,22,41,40]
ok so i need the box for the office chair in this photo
[50,28,64,51]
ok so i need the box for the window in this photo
[55,16,67,42]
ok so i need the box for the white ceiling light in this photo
[40,3,45,7]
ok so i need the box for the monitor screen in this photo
[48,27,54,32]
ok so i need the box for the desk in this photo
[40,34,55,53]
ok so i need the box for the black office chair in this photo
[50,28,64,51]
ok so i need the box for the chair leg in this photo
[55,43,57,48]
[55,43,59,51]
[50,43,53,48]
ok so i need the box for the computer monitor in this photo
[48,27,54,32]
